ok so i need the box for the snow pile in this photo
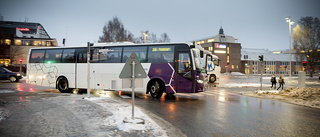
[248,87,320,108]
[230,72,246,76]
[219,83,265,88]
[86,97,167,136]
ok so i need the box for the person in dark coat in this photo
[270,74,277,89]
[277,75,285,90]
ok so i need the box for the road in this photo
[114,75,320,136]
[1,75,320,137]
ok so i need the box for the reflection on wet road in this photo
[108,85,320,136]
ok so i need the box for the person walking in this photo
[277,75,285,90]
[270,74,277,89]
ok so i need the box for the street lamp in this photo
[143,32,148,43]
[286,16,294,77]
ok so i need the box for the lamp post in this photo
[286,16,294,77]
[143,32,148,43]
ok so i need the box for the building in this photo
[241,48,302,75]
[0,21,58,65]
[193,27,242,73]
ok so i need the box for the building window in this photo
[264,61,275,74]
[207,39,214,43]
[15,40,21,45]
[252,61,258,74]
[23,40,30,46]
[227,47,229,54]
[46,41,51,46]
[5,39,11,45]
[227,56,229,63]
[208,47,213,51]
[34,41,42,46]
[232,65,234,69]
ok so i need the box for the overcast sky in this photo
[1,0,319,50]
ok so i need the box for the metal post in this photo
[19,61,22,73]
[289,21,292,77]
[131,61,135,119]
[260,61,263,90]
[87,42,91,98]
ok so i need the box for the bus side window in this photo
[30,50,45,63]
[76,48,87,63]
[44,49,62,63]
[62,49,75,63]
[122,46,147,63]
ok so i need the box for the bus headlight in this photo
[197,79,203,84]
[17,73,21,76]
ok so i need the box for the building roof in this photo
[0,21,50,39]
[241,48,295,62]
[191,26,238,43]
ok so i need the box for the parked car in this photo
[0,67,22,82]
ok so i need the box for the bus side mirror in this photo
[200,51,203,58]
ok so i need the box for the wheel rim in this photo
[10,76,16,82]
[150,81,160,97]
[59,79,67,90]
[210,76,216,82]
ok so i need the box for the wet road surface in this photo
[109,76,320,136]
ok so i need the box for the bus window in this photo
[30,50,45,63]
[99,47,122,63]
[76,48,87,63]
[122,46,147,63]
[147,46,174,63]
[62,49,75,63]
[44,49,62,63]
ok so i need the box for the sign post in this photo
[119,52,147,120]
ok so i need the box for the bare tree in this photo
[292,16,320,77]
[10,46,24,64]
[98,16,135,42]
[159,33,170,43]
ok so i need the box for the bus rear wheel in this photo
[57,77,71,93]
[209,74,216,83]
[149,81,163,98]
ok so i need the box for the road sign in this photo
[119,52,147,79]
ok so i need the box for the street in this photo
[1,75,320,137]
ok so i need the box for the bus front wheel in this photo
[57,77,71,93]
[149,81,163,98]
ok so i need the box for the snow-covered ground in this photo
[244,87,320,109]
[219,82,266,88]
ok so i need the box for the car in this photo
[0,67,23,82]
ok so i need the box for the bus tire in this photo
[209,74,216,83]
[57,77,71,93]
[149,80,164,98]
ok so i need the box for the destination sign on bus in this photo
[152,47,172,52]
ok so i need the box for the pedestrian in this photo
[277,75,285,90]
[270,74,277,89]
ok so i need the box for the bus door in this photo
[175,52,193,92]
[75,48,88,89]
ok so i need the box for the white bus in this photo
[202,50,220,83]
[26,43,206,98]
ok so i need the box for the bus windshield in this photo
[192,48,205,73]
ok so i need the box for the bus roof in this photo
[29,42,193,50]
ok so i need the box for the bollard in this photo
[298,71,305,88]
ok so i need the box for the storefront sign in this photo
[16,27,30,31]
[215,43,226,49]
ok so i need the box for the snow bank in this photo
[219,83,266,88]
[85,97,167,136]
[245,87,320,109]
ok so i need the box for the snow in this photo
[219,83,266,88]
[85,97,167,136]
[244,87,320,109]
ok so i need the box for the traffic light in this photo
[258,55,263,62]
[245,63,248,67]
[19,59,22,63]
[303,61,307,66]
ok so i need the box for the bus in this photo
[26,43,206,98]
[202,50,220,83]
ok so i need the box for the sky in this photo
[1,0,319,50]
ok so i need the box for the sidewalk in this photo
[0,89,185,137]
